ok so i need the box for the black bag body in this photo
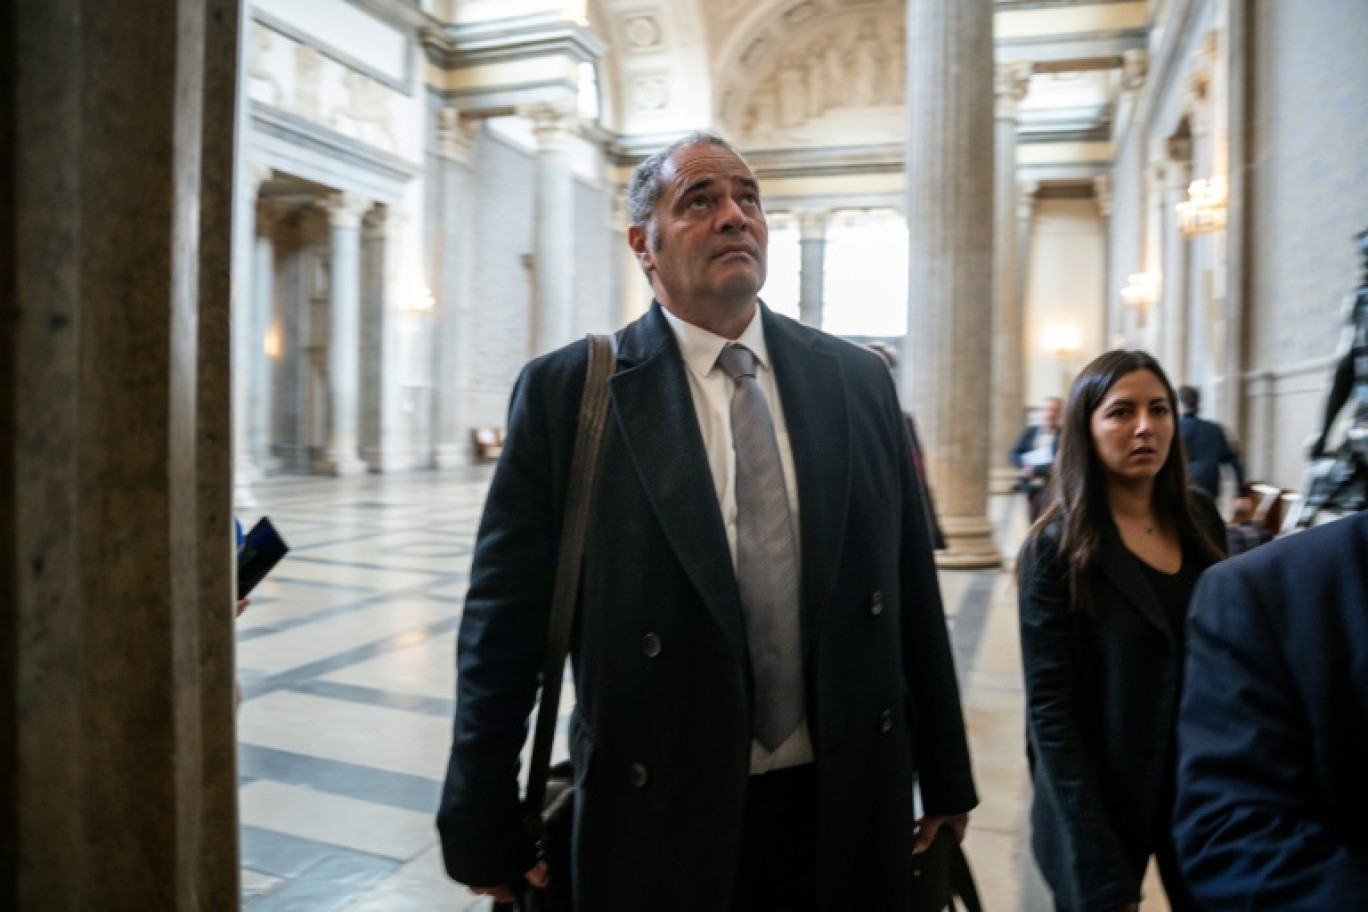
[910,827,982,912]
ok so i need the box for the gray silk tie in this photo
[716,344,804,751]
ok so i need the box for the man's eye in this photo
[687,197,708,210]
[740,194,759,206]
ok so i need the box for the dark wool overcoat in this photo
[438,302,977,911]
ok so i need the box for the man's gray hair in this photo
[626,131,745,243]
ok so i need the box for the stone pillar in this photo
[248,198,278,477]
[319,190,371,475]
[4,0,242,906]
[359,208,392,473]
[903,0,1000,568]
[520,99,578,356]
[989,62,1032,494]
[233,162,271,507]
[1161,137,1193,381]
[433,108,481,466]
[797,209,830,328]
[1094,175,1116,342]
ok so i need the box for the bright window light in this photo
[761,213,801,320]
[822,210,908,338]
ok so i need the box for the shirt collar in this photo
[659,302,771,381]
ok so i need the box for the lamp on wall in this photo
[1120,271,1161,326]
[1043,324,1082,394]
[401,282,435,315]
[1176,176,1227,236]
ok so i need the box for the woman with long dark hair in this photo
[1017,350,1225,911]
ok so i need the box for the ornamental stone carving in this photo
[294,44,323,120]
[738,11,906,141]
[1122,49,1149,94]
[436,108,480,166]
[248,23,282,105]
[995,61,1033,117]
[618,11,663,54]
[335,69,396,150]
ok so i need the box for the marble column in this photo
[903,0,1000,568]
[248,199,279,476]
[521,99,578,356]
[4,0,242,906]
[1094,175,1116,343]
[319,190,371,475]
[359,208,392,473]
[989,62,1033,494]
[1161,138,1193,381]
[233,162,271,507]
[797,209,830,327]
[433,109,480,466]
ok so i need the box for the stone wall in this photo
[1244,0,1368,485]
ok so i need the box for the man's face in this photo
[629,143,768,318]
[1041,398,1061,429]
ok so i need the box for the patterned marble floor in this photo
[234,468,1159,911]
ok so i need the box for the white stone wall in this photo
[1025,198,1107,403]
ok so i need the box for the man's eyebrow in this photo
[679,177,715,198]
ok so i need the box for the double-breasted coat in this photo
[1016,499,1223,912]
[437,303,977,911]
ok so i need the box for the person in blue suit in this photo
[1174,509,1368,908]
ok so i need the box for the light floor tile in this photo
[239,780,436,862]
[270,558,440,593]
[302,535,475,574]
[338,845,484,912]
[238,598,453,674]
[321,633,458,701]
[239,691,454,780]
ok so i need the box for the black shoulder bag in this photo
[500,333,615,912]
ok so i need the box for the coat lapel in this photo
[763,308,850,642]
[610,305,747,654]
[1096,523,1173,636]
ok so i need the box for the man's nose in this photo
[716,196,746,230]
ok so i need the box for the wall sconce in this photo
[1176,176,1227,236]
[1120,271,1160,326]
[262,324,281,359]
[1043,324,1082,395]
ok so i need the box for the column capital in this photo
[323,191,371,229]
[436,107,480,166]
[994,61,1033,117]
[255,197,280,234]
[1122,49,1149,94]
[796,209,831,241]
[1017,179,1040,221]
[1093,175,1114,218]
[1146,155,1168,190]
[518,98,580,152]
[244,161,273,197]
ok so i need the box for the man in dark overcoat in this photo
[436,132,977,911]
[1174,509,1368,908]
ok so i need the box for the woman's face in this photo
[1089,368,1174,487]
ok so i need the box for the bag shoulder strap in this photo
[524,333,616,822]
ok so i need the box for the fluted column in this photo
[433,108,480,466]
[990,62,1033,494]
[1094,175,1116,341]
[903,0,1000,568]
[797,209,830,327]
[521,99,578,355]
[248,200,278,476]
[1161,137,1193,380]
[319,190,371,475]
[233,162,271,506]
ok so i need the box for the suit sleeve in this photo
[1017,536,1140,910]
[436,356,579,887]
[887,376,976,815]
[1174,565,1368,908]
[1008,427,1033,470]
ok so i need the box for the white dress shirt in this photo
[659,304,814,773]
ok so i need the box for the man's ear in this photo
[628,224,654,274]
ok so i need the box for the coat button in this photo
[870,591,885,615]
[641,632,662,658]
[627,763,649,788]
[879,709,893,733]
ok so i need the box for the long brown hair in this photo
[1023,350,1223,613]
